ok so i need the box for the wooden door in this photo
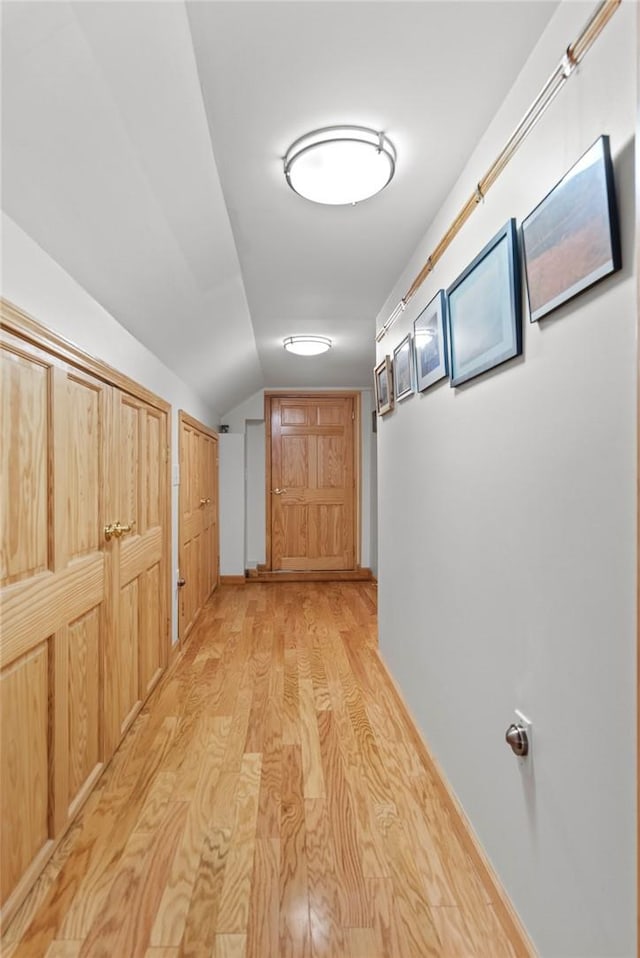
[105,390,168,753]
[178,412,218,642]
[269,395,357,571]
[0,335,108,916]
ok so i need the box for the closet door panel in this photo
[0,645,49,907]
[0,349,48,586]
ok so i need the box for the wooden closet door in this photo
[178,413,218,642]
[0,336,108,915]
[202,434,219,598]
[105,390,168,754]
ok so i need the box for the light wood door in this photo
[105,390,168,753]
[269,395,357,571]
[178,412,218,641]
[0,335,109,915]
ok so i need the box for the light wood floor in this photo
[2,583,518,958]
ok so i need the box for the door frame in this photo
[264,390,361,572]
[178,410,219,645]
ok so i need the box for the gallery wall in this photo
[2,213,219,645]
[375,2,636,955]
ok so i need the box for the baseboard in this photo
[220,575,246,585]
[245,567,373,583]
[373,651,536,958]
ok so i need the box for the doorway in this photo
[265,392,360,573]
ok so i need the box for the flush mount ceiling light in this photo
[284,126,396,205]
[283,335,332,356]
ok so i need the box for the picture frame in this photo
[521,135,622,323]
[413,290,449,392]
[393,333,415,401]
[374,355,394,416]
[446,219,521,387]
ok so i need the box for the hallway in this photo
[2,583,518,958]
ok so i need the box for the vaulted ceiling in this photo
[1,1,559,415]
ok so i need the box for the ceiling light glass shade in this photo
[283,335,332,356]
[284,126,396,205]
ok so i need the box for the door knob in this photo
[199,498,207,506]
[104,520,134,540]
[273,488,287,495]
[177,578,186,588]
[505,723,529,757]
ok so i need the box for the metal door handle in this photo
[273,488,287,495]
[199,498,207,506]
[505,723,529,757]
[104,520,135,540]
[177,578,186,588]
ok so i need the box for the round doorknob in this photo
[177,578,186,588]
[505,723,529,757]
[273,488,287,495]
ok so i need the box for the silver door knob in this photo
[505,723,529,757]
[273,488,287,495]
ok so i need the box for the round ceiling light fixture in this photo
[284,126,396,205]
[283,335,332,356]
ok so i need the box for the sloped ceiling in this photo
[1,0,559,415]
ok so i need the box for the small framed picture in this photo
[374,356,394,416]
[413,290,449,392]
[393,333,415,401]
[522,135,622,322]
[446,219,522,386]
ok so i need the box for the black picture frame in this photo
[393,333,415,401]
[446,219,521,386]
[413,290,449,392]
[521,135,622,323]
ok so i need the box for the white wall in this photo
[218,433,246,576]
[246,421,266,567]
[1,213,219,645]
[222,387,378,573]
[376,3,636,955]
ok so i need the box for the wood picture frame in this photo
[522,135,622,323]
[374,356,394,416]
[446,219,522,386]
[413,290,449,392]
[393,333,415,401]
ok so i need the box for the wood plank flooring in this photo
[1,583,519,957]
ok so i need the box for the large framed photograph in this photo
[413,290,449,392]
[446,219,521,387]
[522,135,622,322]
[393,333,415,401]
[374,356,394,416]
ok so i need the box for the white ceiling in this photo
[1,0,559,416]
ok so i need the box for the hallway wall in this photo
[2,213,219,645]
[375,2,636,955]
[221,387,378,575]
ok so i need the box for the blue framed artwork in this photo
[413,290,449,392]
[446,219,521,386]
[393,333,415,401]
[522,135,621,322]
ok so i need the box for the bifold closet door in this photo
[104,389,168,754]
[178,413,218,642]
[0,335,108,914]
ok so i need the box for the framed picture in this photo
[522,135,622,322]
[374,356,394,416]
[393,333,415,401]
[413,290,449,392]
[446,219,521,386]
